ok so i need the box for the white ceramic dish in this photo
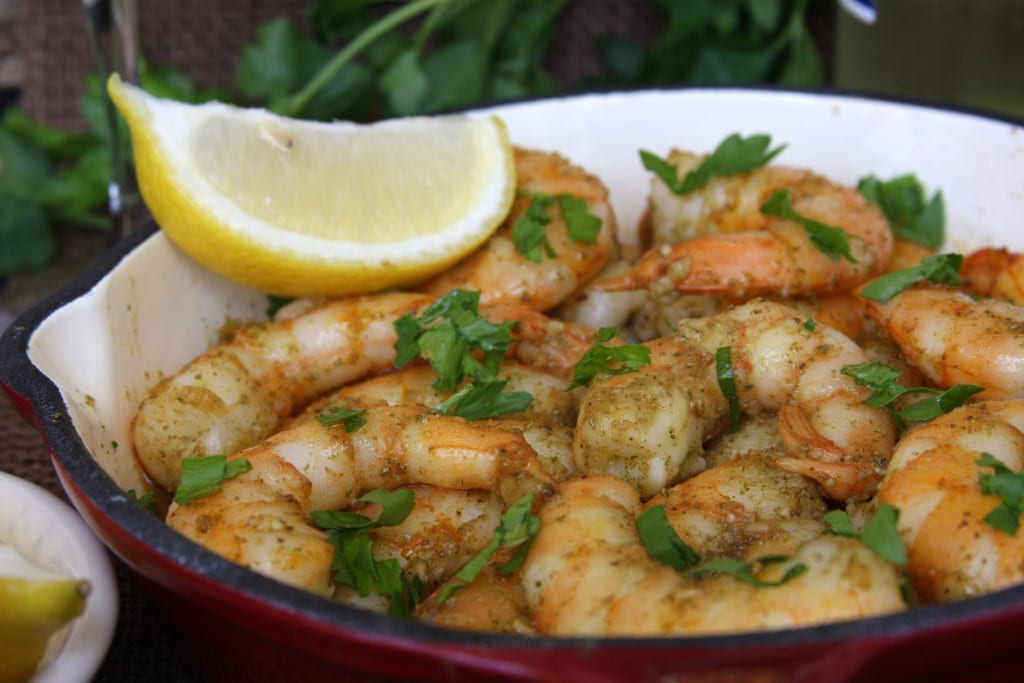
[0,471,118,683]
[4,87,1024,682]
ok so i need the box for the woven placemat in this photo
[0,396,200,682]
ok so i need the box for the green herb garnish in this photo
[312,488,423,616]
[761,189,856,262]
[803,318,816,331]
[394,289,512,391]
[511,191,602,263]
[316,406,368,432]
[127,488,160,517]
[393,289,534,418]
[635,505,700,571]
[433,379,533,420]
[567,327,652,390]
[824,503,907,565]
[640,133,785,195]
[174,455,252,505]
[715,346,742,433]
[841,361,983,424]
[976,453,1024,536]
[638,505,805,587]
[858,253,962,302]
[436,492,540,604]
[858,173,945,248]
[683,555,808,587]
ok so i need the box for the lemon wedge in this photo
[0,575,90,683]
[108,74,516,297]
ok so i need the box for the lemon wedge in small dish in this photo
[108,74,516,297]
[0,561,90,683]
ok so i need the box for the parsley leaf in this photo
[640,133,785,195]
[567,327,651,390]
[638,505,805,587]
[683,555,808,587]
[393,289,514,391]
[636,505,700,571]
[858,253,962,302]
[976,453,1024,535]
[825,503,907,565]
[174,455,252,505]
[511,191,603,263]
[316,405,368,432]
[715,346,742,433]
[127,489,160,517]
[841,361,983,424]
[558,194,603,243]
[761,189,856,262]
[511,193,556,262]
[312,488,422,615]
[436,492,540,603]
[858,174,945,249]
[433,379,533,420]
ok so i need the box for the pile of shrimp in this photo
[130,143,1024,637]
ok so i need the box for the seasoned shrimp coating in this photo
[676,299,897,501]
[604,154,892,298]
[860,283,1024,400]
[521,475,905,636]
[571,335,727,498]
[132,291,434,492]
[878,400,1024,602]
[420,148,617,311]
[961,247,1024,306]
[292,361,580,429]
[414,564,533,634]
[646,454,828,561]
[166,405,555,595]
[134,293,597,493]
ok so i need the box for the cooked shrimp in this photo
[358,486,505,594]
[677,299,897,501]
[571,333,727,498]
[646,454,827,561]
[521,475,905,636]
[414,563,534,634]
[420,148,617,311]
[602,156,893,298]
[877,400,1024,602]
[290,361,579,429]
[166,405,555,595]
[574,300,896,500]
[960,247,1024,306]
[859,283,1024,400]
[134,293,596,492]
[132,292,435,491]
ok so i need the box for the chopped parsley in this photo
[640,133,785,195]
[312,488,423,616]
[566,326,651,390]
[841,361,983,425]
[511,191,602,263]
[858,173,945,249]
[173,455,252,505]
[858,253,962,302]
[715,346,742,433]
[436,492,540,604]
[638,504,805,587]
[761,189,856,262]
[316,406,367,432]
[976,453,1024,536]
[824,503,907,565]
[393,289,533,419]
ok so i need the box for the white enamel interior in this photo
[26,88,1024,495]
